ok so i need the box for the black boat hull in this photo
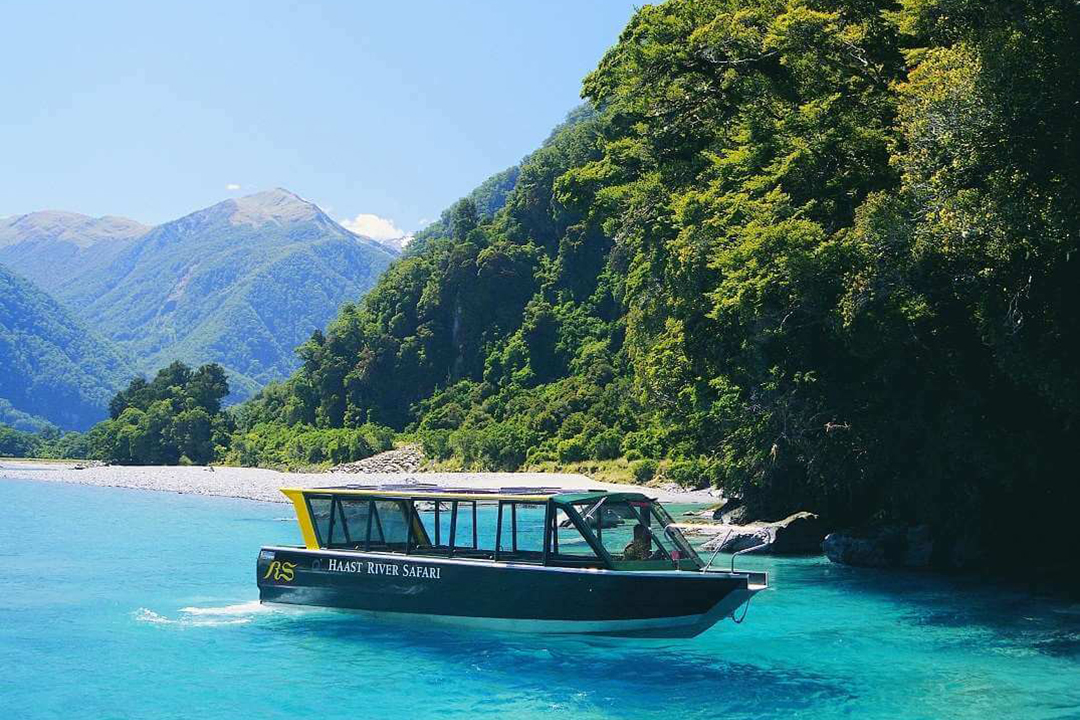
[257,546,761,637]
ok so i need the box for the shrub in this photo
[418,428,452,460]
[219,422,392,469]
[588,428,622,460]
[557,437,587,463]
[667,459,707,489]
[449,427,482,465]
[359,423,395,453]
[526,446,557,464]
[477,422,535,470]
[631,458,658,483]
[0,424,43,457]
[558,413,588,440]
[622,429,663,459]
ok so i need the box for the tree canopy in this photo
[87,362,233,465]
[234,0,1080,570]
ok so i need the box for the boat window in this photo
[324,497,372,548]
[427,500,454,547]
[370,500,413,549]
[306,494,334,546]
[451,500,482,552]
[567,498,702,569]
[649,503,703,567]
[307,497,435,552]
[572,499,672,563]
[550,508,601,562]
[491,502,545,564]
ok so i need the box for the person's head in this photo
[633,523,648,543]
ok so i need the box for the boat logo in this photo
[263,560,296,582]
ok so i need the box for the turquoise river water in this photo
[1,477,1078,719]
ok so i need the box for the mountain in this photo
[0,211,149,296]
[56,189,397,399]
[0,264,133,430]
[371,235,411,254]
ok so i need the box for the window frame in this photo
[542,500,613,568]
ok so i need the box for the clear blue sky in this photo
[2,1,642,236]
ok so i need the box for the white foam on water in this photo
[134,608,174,625]
[133,607,252,627]
[180,600,269,617]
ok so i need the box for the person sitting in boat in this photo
[623,524,655,560]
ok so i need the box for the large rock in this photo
[699,511,826,555]
[769,511,827,554]
[701,525,771,553]
[711,499,748,524]
[823,525,934,568]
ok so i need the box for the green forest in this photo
[235,0,1080,569]
[1,360,394,468]
[6,0,1077,574]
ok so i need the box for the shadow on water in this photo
[741,552,1080,661]
[252,608,855,714]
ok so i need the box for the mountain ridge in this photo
[1,189,398,407]
[0,211,150,296]
[52,189,398,401]
[0,210,148,248]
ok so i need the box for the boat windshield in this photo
[570,498,702,570]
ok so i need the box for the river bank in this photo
[0,459,717,504]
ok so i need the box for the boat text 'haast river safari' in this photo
[257,485,768,638]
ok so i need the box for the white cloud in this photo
[226,183,241,191]
[339,213,406,241]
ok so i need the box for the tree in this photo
[88,361,232,465]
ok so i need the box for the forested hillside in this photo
[406,106,595,257]
[0,265,133,430]
[241,0,1078,569]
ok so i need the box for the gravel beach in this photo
[0,459,716,504]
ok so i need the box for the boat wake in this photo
[134,600,274,627]
[180,600,270,616]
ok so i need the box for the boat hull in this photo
[257,546,761,638]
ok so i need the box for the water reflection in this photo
[256,609,856,717]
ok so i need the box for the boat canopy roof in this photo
[279,484,655,506]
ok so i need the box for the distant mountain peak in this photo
[0,210,148,249]
[229,188,323,227]
[372,234,412,253]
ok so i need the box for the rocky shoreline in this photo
[0,454,717,505]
